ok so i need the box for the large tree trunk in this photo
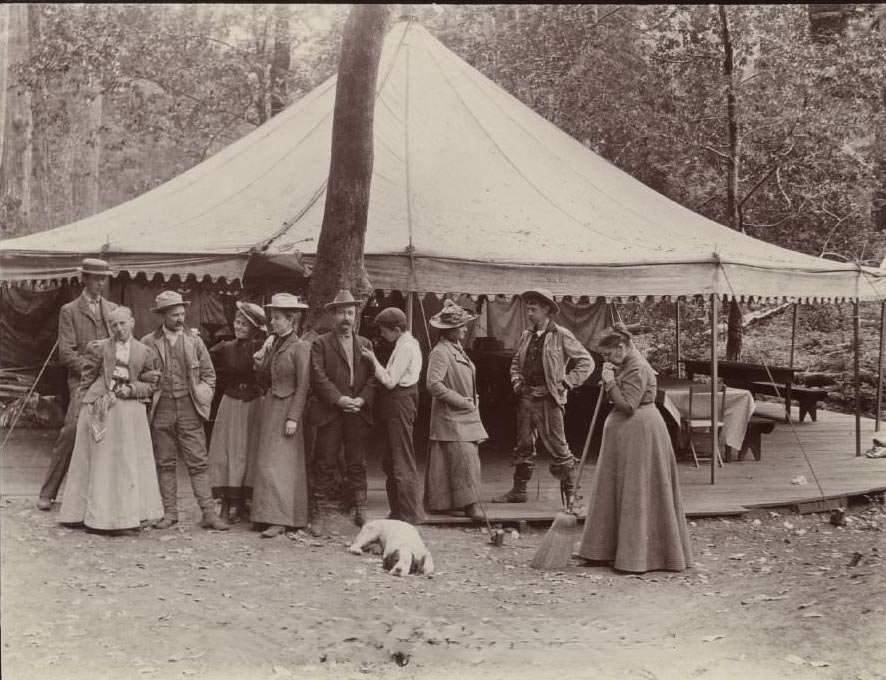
[307,5,389,331]
[0,3,33,236]
[718,5,743,360]
[69,79,103,221]
[270,5,291,118]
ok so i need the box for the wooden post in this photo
[789,303,799,370]
[675,299,682,378]
[854,301,861,456]
[877,300,885,432]
[711,294,719,484]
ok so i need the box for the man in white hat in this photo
[308,290,377,527]
[492,288,593,508]
[38,258,118,511]
[141,291,228,530]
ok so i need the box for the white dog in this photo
[348,519,435,577]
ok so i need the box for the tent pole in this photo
[710,294,719,485]
[407,290,415,334]
[877,299,885,432]
[789,302,798,370]
[854,301,861,457]
[675,299,682,378]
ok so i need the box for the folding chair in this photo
[681,381,726,468]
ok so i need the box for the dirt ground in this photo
[1,496,884,680]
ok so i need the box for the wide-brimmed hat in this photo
[235,301,268,331]
[151,290,191,314]
[429,299,477,329]
[265,292,309,311]
[325,289,362,310]
[521,288,560,315]
[77,258,113,277]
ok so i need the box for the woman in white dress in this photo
[59,307,164,535]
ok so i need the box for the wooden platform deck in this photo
[1,408,884,524]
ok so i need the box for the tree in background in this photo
[307,4,391,331]
[427,4,885,358]
[1,3,345,236]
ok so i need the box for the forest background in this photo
[1,4,885,414]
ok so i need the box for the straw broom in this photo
[530,386,604,570]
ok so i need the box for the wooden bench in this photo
[748,381,828,422]
[735,416,777,461]
[682,359,797,423]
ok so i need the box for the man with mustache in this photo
[37,258,117,511]
[308,290,377,527]
[141,291,229,531]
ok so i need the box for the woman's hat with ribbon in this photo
[264,293,309,311]
[429,299,477,329]
[235,301,268,332]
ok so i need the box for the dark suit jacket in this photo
[80,338,160,405]
[57,294,118,379]
[308,331,377,427]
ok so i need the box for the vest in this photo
[160,335,190,398]
[523,330,548,387]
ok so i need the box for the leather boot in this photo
[491,463,532,503]
[154,469,179,529]
[558,466,577,512]
[191,470,229,531]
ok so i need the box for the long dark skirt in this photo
[208,394,262,501]
[424,440,481,512]
[577,405,692,573]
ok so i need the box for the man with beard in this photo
[38,258,117,511]
[308,290,377,527]
[492,289,593,508]
[141,291,229,531]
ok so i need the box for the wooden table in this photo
[655,378,756,454]
[682,359,797,423]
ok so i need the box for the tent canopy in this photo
[2,20,884,302]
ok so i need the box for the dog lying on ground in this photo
[348,519,434,577]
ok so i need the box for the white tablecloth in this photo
[659,386,755,451]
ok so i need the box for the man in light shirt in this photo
[361,307,424,524]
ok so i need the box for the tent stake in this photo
[877,300,885,432]
[854,301,861,457]
[675,299,682,378]
[710,294,719,485]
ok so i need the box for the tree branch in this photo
[738,164,779,211]
[702,144,730,161]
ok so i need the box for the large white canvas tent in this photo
[2,19,884,303]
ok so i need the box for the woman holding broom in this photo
[577,325,692,573]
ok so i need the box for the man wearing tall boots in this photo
[38,258,117,511]
[491,289,593,508]
[141,291,229,531]
[309,290,377,527]
[360,307,424,525]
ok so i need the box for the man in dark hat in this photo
[308,290,377,526]
[491,288,593,508]
[360,307,424,524]
[141,291,229,531]
[38,258,118,511]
